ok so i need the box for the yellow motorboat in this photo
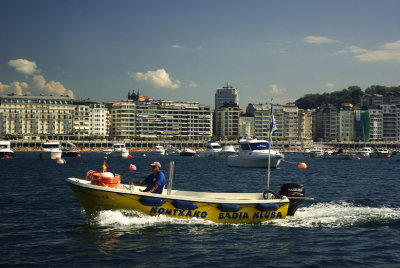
[65,169,306,224]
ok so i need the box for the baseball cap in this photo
[150,161,161,168]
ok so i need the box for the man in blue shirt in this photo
[133,161,165,194]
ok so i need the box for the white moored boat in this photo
[358,147,372,157]
[153,144,165,155]
[216,145,237,158]
[227,137,284,168]
[180,148,196,156]
[309,146,324,157]
[370,148,391,158]
[198,141,222,158]
[110,143,130,158]
[40,141,62,160]
[0,141,14,158]
[322,149,355,160]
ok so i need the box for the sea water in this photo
[1,152,400,267]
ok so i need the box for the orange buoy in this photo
[356,157,361,160]
[77,154,81,158]
[4,155,9,158]
[306,154,310,158]
[298,162,307,169]
[128,155,133,158]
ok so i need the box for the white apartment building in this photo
[369,107,383,140]
[110,100,212,139]
[90,103,108,137]
[0,94,74,139]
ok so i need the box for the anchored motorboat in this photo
[0,141,14,158]
[110,143,129,158]
[227,137,284,168]
[198,141,222,158]
[40,141,62,160]
[370,148,391,158]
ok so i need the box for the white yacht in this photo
[153,144,165,155]
[165,146,181,155]
[216,145,237,158]
[0,141,14,158]
[309,146,324,158]
[370,148,391,158]
[227,137,284,168]
[180,148,196,156]
[358,147,372,157]
[198,141,222,158]
[110,143,130,158]
[40,141,62,160]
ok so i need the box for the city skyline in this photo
[1,0,400,109]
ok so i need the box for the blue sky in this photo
[1,0,400,108]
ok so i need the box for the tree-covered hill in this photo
[295,85,400,109]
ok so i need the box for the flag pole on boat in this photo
[267,98,276,192]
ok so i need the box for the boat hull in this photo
[62,151,80,157]
[110,151,129,158]
[66,178,289,224]
[40,151,62,160]
[322,153,355,160]
[0,151,14,158]
[227,154,283,168]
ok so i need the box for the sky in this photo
[1,0,400,109]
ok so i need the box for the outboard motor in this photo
[279,183,305,216]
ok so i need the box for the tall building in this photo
[214,83,239,111]
[313,104,339,141]
[355,109,370,141]
[369,107,383,140]
[338,103,355,141]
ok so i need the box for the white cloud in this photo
[134,69,181,89]
[0,81,30,95]
[334,45,368,55]
[303,36,340,44]
[188,81,198,88]
[269,84,286,95]
[8,59,39,75]
[32,75,74,98]
[325,82,335,89]
[354,40,400,62]
[171,44,183,49]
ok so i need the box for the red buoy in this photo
[298,162,307,169]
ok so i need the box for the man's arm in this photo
[133,180,146,186]
[144,183,159,193]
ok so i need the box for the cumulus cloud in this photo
[303,36,340,44]
[134,69,181,89]
[32,75,74,98]
[8,59,39,75]
[354,40,400,62]
[2,58,75,98]
[325,82,335,89]
[171,44,183,49]
[0,81,30,95]
[269,84,286,95]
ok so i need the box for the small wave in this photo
[269,201,400,228]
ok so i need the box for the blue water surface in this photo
[1,152,400,267]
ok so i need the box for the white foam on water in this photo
[267,201,400,228]
[93,210,218,227]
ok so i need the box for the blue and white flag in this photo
[269,103,278,145]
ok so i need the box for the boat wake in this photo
[91,210,217,227]
[88,201,400,228]
[268,201,400,228]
